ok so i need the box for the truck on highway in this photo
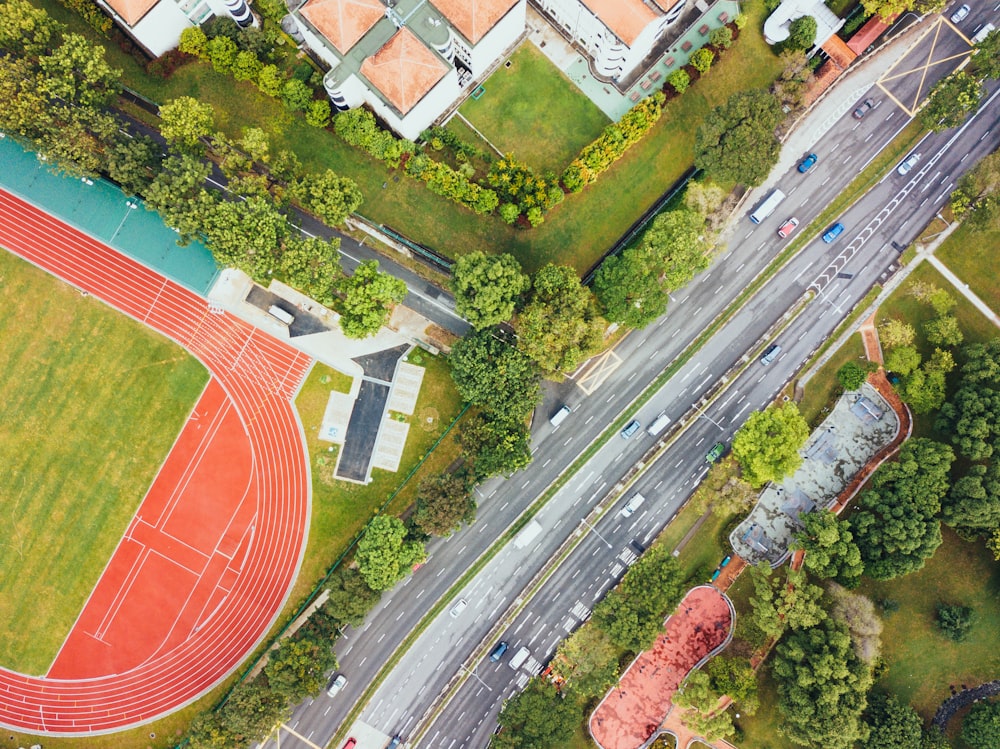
[513,519,543,549]
[647,412,671,436]
[509,646,531,670]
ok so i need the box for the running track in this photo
[0,188,313,734]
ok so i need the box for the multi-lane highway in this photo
[257,7,1000,748]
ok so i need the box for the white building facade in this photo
[532,0,686,81]
[288,0,527,140]
[96,0,256,57]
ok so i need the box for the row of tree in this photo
[921,29,1000,132]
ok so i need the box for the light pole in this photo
[695,402,725,431]
[459,663,492,691]
[110,199,139,244]
[579,516,613,549]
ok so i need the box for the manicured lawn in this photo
[288,350,465,606]
[937,222,1000,316]
[459,44,610,174]
[860,528,1000,720]
[796,332,866,427]
[0,248,208,675]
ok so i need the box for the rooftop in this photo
[103,0,158,26]
[430,0,520,44]
[360,27,449,114]
[300,0,384,54]
[580,0,659,46]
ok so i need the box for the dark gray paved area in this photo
[336,379,391,483]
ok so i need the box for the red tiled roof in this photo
[300,0,383,54]
[847,15,893,55]
[431,0,519,44]
[104,0,159,26]
[361,28,448,114]
[822,33,858,68]
[580,0,659,46]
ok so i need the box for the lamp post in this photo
[579,516,613,549]
[110,199,138,244]
[459,664,492,691]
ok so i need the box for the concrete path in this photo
[923,252,1000,329]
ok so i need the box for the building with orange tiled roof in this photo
[289,0,527,140]
[532,0,687,81]
[95,0,255,56]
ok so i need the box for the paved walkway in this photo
[923,252,1000,329]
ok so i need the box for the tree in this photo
[338,260,407,339]
[204,195,288,280]
[257,63,284,96]
[747,563,826,640]
[850,438,954,580]
[159,96,216,152]
[924,314,964,347]
[206,34,238,74]
[550,624,620,699]
[864,693,923,749]
[936,602,975,641]
[263,634,337,702]
[881,318,916,348]
[493,680,581,749]
[323,566,380,627]
[861,0,913,21]
[885,345,921,376]
[971,27,1000,80]
[354,515,425,591]
[280,78,313,112]
[684,180,726,218]
[828,584,883,662]
[963,700,1000,749]
[449,329,540,421]
[944,462,1000,533]
[179,26,209,57]
[772,617,873,749]
[450,251,530,329]
[289,169,363,226]
[516,264,605,374]
[674,670,722,713]
[937,339,1000,460]
[0,0,62,55]
[668,68,691,94]
[413,472,476,536]
[787,16,818,50]
[637,208,712,290]
[707,656,759,714]
[794,510,864,588]
[187,680,288,749]
[773,49,814,109]
[232,50,263,82]
[732,402,810,488]
[899,364,948,414]
[39,33,121,108]
[592,247,671,329]
[278,234,342,305]
[459,412,532,479]
[690,48,715,74]
[920,72,982,132]
[837,361,871,390]
[142,153,216,244]
[106,135,161,196]
[951,150,1000,229]
[305,99,331,128]
[694,90,784,186]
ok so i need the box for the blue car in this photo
[798,153,818,173]
[822,223,845,243]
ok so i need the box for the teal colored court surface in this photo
[0,136,218,295]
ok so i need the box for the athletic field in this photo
[0,246,208,675]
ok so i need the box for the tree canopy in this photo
[458,412,532,480]
[354,515,425,591]
[850,438,954,580]
[732,402,810,488]
[412,472,476,537]
[746,563,826,639]
[451,251,530,329]
[694,90,784,186]
[937,339,1000,460]
[159,96,216,152]
[772,617,873,749]
[449,329,540,421]
[944,461,1000,534]
[592,247,671,329]
[263,633,337,702]
[863,693,923,749]
[288,169,363,227]
[951,150,1000,230]
[963,699,1000,749]
[920,72,983,132]
[493,680,581,749]
[786,16,818,50]
[550,623,620,700]
[794,510,864,588]
[338,260,407,339]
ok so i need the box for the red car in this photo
[343,739,357,749]
[777,217,799,239]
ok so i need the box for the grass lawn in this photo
[936,222,1000,316]
[287,349,465,607]
[458,44,610,174]
[0,248,208,675]
[796,332,866,427]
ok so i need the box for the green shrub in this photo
[305,99,331,128]
[734,13,749,29]
[837,361,871,390]
[709,26,734,49]
[257,63,284,97]
[936,603,975,641]
[499,202,520,224]
[668,69,690,94]
[280,78,313,112]
[178,26,208,58]
[56,0,112,34]
[232,50,263,82]
[206,35,238,74]
[691,48,715,74]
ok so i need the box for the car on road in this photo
[388,737,402,749]
[489,641,509,662]
[797,153,818,173]
[327,674,347,698]
[760,343,782,366]
[706,441,726,464]
[950,3,970,22]
[620,493,646,518]
[450,599,468,618]
[853,98,876,119]
[822,222,845,243]
[897,152,921,175]
[777,217,799,239]
[621,419,641,439]
[343,739,357,749]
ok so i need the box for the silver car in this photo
[951,4,970,22]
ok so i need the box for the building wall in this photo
[99,0,244,57]
[366,68,461,140]
[466,0,527,73]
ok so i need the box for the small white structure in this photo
[288,0,527,140]
[762,0,842,46]
[95,0,257,57]
[532,0,688,81]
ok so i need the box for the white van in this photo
[749,189,786,224]
[509,646,531,670]
[549,405,571,427]
[647,412,671,437]
[267,304,294,326]
[620,493,646,518]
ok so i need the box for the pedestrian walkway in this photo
[924,253,1000,329]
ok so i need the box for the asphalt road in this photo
[255,10,999,749]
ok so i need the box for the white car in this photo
[327,674,347,697]
[620,493,646,518]
[897,153,921,175]
[951,4,970,22]
[450,598,468,618]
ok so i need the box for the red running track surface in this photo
[0,189,313,735]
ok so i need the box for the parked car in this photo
[951,3,970,22]
[853,98,875,119]
[797,153,818,173]
[705,442,726,464]
[778,217,799,239]
[620,419,641,439]
[449,598,468,618]
[897,153,921,175]
[327,674,347,698]
[822,223,846,243]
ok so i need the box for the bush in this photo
[734,13,749,29]
[257,64,284,97]
[936,603,975,641]
[499,202,520,224]
[837,361,871,390]
[668,69,691,94]
[206,35,238,74]
[231,49,263,82]
[178,26,208,58]
[56,0,112,34]
[305,99,331,128]
[146,49,194,79]
[280,78,314,112]
[710,26,734,49]
[690,48,715,74]
[333,108,416,168]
